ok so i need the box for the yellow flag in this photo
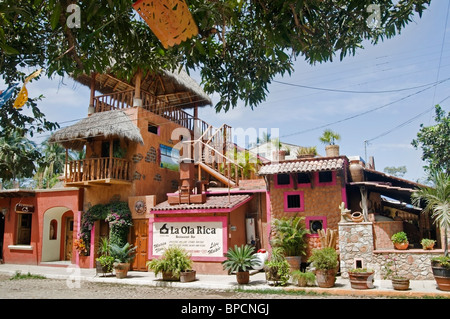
[13,69,42,109]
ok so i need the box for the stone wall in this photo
[338,222,443,280]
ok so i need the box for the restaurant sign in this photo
[151,217,226,259]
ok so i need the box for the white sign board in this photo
[152,219,225,258]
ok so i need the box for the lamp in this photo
[1,208,8,217]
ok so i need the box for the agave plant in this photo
[110,242,137,264]
[222,244,261,273]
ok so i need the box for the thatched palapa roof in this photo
[49,110,144,151]
[74,68,212,109]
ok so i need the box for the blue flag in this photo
[0,83,19,107]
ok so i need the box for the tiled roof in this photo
[258,157,346,175]
[151,194,252,211]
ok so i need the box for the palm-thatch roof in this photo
[48,110,144,151]
[73,68,212,109]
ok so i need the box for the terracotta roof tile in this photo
[258,157,346,175]
[151,194,252,211]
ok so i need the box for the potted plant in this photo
[222,244,261,284]
[270,216,308,272]
[391,231,409,250]
[382,254,410,290]
[291,270,316,287]
[110,242,137,279]
[348,268,375,289]
[295,146,317,159]
[264,247,290,286]
[95,237,114,276]
[421,238,436,250]
[307,247,339,288]
[146,246,195,282]
[319,129,340,157]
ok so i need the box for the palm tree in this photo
[319,129,341,145]
[411,170,450,257]
[35,139,67,188]
[0,130,41,185]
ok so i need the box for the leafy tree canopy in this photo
[1,0,432,114]
[412,105,450,175]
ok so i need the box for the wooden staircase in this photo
[186,123,242,188]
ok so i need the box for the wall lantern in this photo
[1,208,8,218]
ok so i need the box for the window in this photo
[17,213,32,245]
[283,191,304,212]
[297,172,311,187]
[275,174,292,188]
[148,123,159,135]
[305,216,327,237]
[316,171,336,186]
[160,144,180,171]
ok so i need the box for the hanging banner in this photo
[151,217,226,259]
[0,83,19,107]
[13,69,42,109]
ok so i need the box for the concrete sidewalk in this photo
[0,263,449,298]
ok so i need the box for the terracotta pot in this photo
[394,242,409,250]
[162,271,180,281]
[285,256,301,272]
[315,269,336,288]
[349,272,375,289]
[325,145,339,157]
[392,278,410,291]
[236,271,250,284]
[114,263,130,279]
[351,211,364,223]
[180,270,196,283]
[431,261,450,291]
[349,160,364,182]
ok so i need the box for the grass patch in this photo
[10,271,46,280]
[235,288,328,297]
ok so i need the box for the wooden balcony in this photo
[64,157,131,187]
[92,90,209,133]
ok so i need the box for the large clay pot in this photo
[349,160,364,182]
[315,269,336,288]
[162,271,180,281]
[431,260,450,291]
[180,270,196,283]
[349,271,375,289]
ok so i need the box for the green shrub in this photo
[307,247,338,270]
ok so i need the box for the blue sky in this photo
[18,1,450,183]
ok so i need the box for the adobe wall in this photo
[268,170,347,258]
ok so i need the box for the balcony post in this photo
[109,139,113,179]
[88,72,97,115]
[133,68,142,107]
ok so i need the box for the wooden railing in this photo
[65,157,131,183]
[92,90,210,133]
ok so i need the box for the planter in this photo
[351,211,364,223]
[315,269,336,288]
[180,270,196,283]
[114,262,130,279]
[285,256,301,272]
[349,160,364,182]
[96,260,112,277]
[394,242,409,250]
[162,271,180,281]
[431,261,450,291]
[392,277,410,291]
[348,272,374,289]
[236,271,250,284]
[325,145,339,157]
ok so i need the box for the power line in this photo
[279,77,450,139]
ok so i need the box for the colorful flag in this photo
[13,69,42,109]
[0,83,19,107]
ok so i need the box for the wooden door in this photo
[65,218,74,261]
[130,219,148,271]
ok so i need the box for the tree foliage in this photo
[412,105,450,175]
[1,0,432,113]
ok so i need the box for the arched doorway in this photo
[41,207,73,263]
